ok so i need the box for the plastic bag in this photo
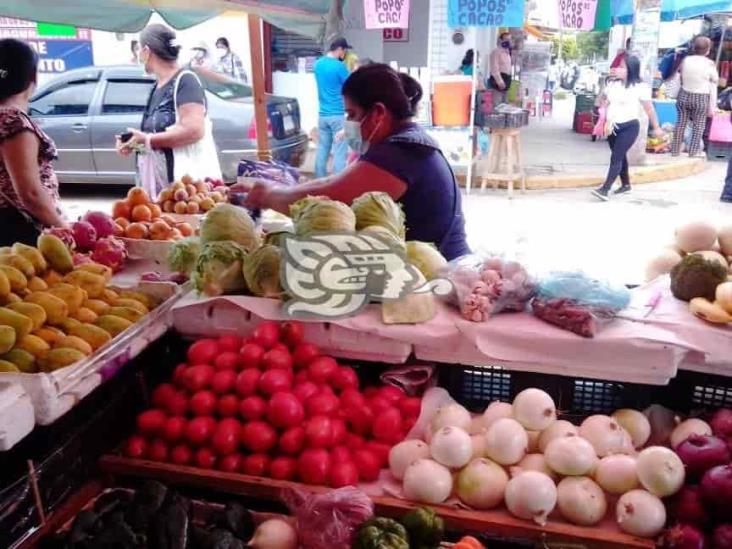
[283,487,373,549]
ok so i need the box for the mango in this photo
[117,290,154,309]
[0,325,16,354]
[42,269,64,285]
[95,315,132,337]
[0,265,27,292]
[75,262,112,282]
[0,359,19,372]
[0,247,11,255]
[33,326,65,346]
[0,253,35,277]
[60,317,82,333]
[47,283,86,314]
[0,269,9,299]
[54,335,92,356]
[1,348,36,373]
[101,289,120,304]
[25,292,68,325]
[72,307,98,324]
[5,293,21,304]
[27,277,48,292]
[0,308,33,339]
[11,243,47,273]
[107,306,144,323]
[63,270,106,299]
[38,347,85,372]
[7,302,47,330]
[83,299,110,316]
[112,298,149,315]
[37,234,73,274]
[69,323,111,351]
[16,334,51,358]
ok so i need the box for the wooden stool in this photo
[477,128,526,198]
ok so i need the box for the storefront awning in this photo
[611,0,732,24]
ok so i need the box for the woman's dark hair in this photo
[692,35,711,56]
[216,37,230,49]
[140,24,181,61]
[342,63,422,119]
[461,49,474,67]
[0,39,38,101]
[625,54,642,87]
[130,40,139,53]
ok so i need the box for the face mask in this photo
[194,50,205,61]
[344,119,363,152]
[501,41,511,49]
[217,47,227,56]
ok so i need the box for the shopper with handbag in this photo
[118,24,222,200]
[0,39,67,245]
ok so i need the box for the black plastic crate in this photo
[660,370,732,413]
[707,140,732,161]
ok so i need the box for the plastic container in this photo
[432,77,472,126]
[652,100,677,126]
[0,382,34,450]
[575,112,594,134]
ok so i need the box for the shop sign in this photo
[383,28,409,41]
[0,17,90,40]
[558,0,598,30]
[26,40,94,74]
[448,0,526,28]
[364,0,410,29]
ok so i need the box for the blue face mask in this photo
[501,40,511,49]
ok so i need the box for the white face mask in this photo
[344,119,364,152]
[217,47,227,56]
[193,50,206,61]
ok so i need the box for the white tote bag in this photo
[172,70,223,181]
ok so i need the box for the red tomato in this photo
[270,457,298,480]
[136,409,167,437]
[187,339,219,365]
[379,385,406,404]
[194,447,217,469]
[305,392,339,417]
[344,404,375,436]
[235,369,261,397]
[364,441,391,468]
[297,449,331,485]
[305,415,334,448]
[218,453,243,473]
[190,390,217,416]
[216,395,240,417]
[162,416,187,443]
[217,335,242,353]
[239,343,265,369]
[242,454,271,476]
[239,396,267,421]
[172,363,188,387]
[279,426,306,455]
[271,342,289,354]
[165,391,188,416]
[213,351,241,371]
[292,342,319,369]
[183,364,215,392]
[363,387,379,399]
[151,383,177,409]
[251,321,280,349]
[280,321,304,348]
[372,408,403,444]
[212,420,241,456]
[340,388,366,410]
[331,367,359,391]
[148,439,169,462]
[240,421,278,453]
[185,417,214,446]
[331,418,347,445]
[262,348,293,371]
[267,392,305,428]
[344,433,366,449]
[399,397,422,418]
[330,461,359,488]
[211,370,237,395]
[258,369,292,396]
[124,435,147,458]
[307,356,338,383]
[369,395,393,414]
[293,381,319,403]
[352,449,381,482]
[170,444,193,465]
[330,445,351,463]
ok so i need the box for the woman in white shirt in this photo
[592,55,663,200]
[671,36,718,157]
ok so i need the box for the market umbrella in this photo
[611,0,732,23]
[594,0,613,30]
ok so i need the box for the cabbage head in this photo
[352,192,405,239]
[406,241,447,281]
[359,225,405,252]
[166,236,201,274]
[290,196,356,236]
[264,230,293,248]
[243,245,283,298]
[192,240,247,297]
[200,203,260,252]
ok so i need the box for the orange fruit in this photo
[162,200,175,213]
[200,197,215,211]
[131,204,152,222]
[194,181,207,194]
[115,217,130,229]
[160,214,176,226]
[169,228,183,240]
[127,187,150,206]
[210,192,225,203]
[112,200,131,219]
[125,222,149,240]
[149,220,171,241]
[177,223,194,237]
[186,201,200,214]
[149,204,162,218]
[158,189,173,203]
[181,174,194,186]
[185,184,197,198]
[174,201,188,214]
[113,223,125,237]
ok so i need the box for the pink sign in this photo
[364,0,410,29]
[558,0,598,30]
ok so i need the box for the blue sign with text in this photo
[27,39,93,73]
[448,0,526,27]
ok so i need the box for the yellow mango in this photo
[42,269,64,285]
[69,323,111,351]
[0,265,27,292]
[11,243,47,273]
[106,306,144,323]
[27,276,48,292]
[101,289,120,304]
[1,348,36,372]
[37,234,73,274]
[117,290,154,309]
[95,315,132,337]
[0,325,16,354]
[60,317,82,333]
[0,247,11,255]
[83,299,110,316]
[47,283,86,314]
[16,334,51,358]
[38,347,86,372]
[63,270,106,299]
[112,298,149,315]
[54,335,92,356]
[25,292,68,325]
[0,308,33,339]
[0,254,35,277]
[75,263,112,282]
[33,326,65,346]
[0,359,19,372]
[7,302,47,330]
[71,307,97,324]
[5,293,21,304]
[0,269,9,299]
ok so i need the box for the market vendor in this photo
[238,63,470,260]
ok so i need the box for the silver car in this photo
[30,65,308,185]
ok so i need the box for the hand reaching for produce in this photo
[116,128,148,157]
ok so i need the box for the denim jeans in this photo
[723,154,732,201]
[315,115,348,178]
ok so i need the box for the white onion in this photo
[430,426,473,468]
[389,439,431,480]
[544,436,597,476]
[526,430,540,453]
[556,476,607,526]
[456,458,509,509]
[484,418,528,465]
[670,418,712,448]
[470,433,487,460]
[510,453,557,481]
[579,415,634,457]
[615,490,667,538]
[512,388,557,431]
[430,403,472,434]
[505,471,557,526]
[403,459,453,504]
[612,409,651,449]
[635,446,685,497]
[538,420,579,453]
[476,401,513,432]
[594,454,639,494]
[248,519,298,549]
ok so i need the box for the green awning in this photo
[594,0,613,31]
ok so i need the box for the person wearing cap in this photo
[189,41,213,69]
[313,37,352,178]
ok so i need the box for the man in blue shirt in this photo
[313,38,352,178]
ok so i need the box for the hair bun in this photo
[398,72,423,116]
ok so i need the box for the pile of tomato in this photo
[125,320,422,488]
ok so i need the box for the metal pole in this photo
[466,35,479,193]
[248,14,271,160]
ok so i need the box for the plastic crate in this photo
[707,140,732,161]
[660,370,732,413]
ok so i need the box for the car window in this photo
[30,81,97,116]
[102,80,154,114]
[195,70,253,100]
